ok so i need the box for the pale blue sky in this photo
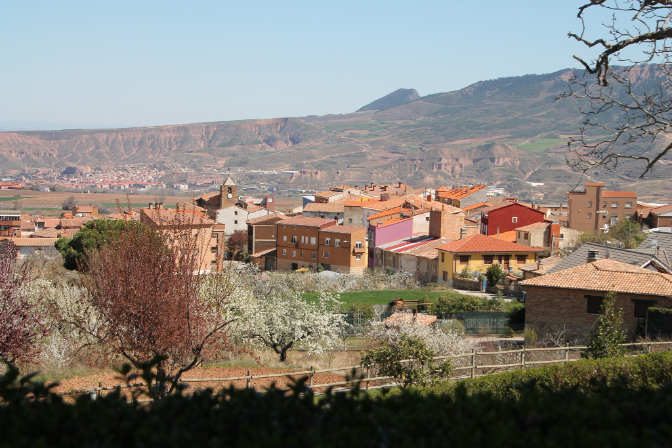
[0,1,596,129]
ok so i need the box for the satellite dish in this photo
[227,194,232,199]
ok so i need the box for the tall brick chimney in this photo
[429,207,464,240]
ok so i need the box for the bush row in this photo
[428,351,672,398]
[3,353,672,446]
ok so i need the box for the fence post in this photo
[565,344,569,364]
[246,370,251,389]
[365,367,370,390]
[309,366,314,389]
[521,346,525,370]
[471,348,476,378]
[648,343,652,354]
[98,382,102,399]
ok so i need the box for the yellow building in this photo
[436,234,541,283]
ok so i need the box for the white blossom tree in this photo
[241,291,348,362]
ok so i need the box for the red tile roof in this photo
[321,225,366,234]
[603,191,637,198]
[495,230,518,242]
[651,204,672,215]
[462,202,492,212]
[376,217,412,228]
[367,206,408,221]
[247,212,287,225]
[277,216,337,227]
[519,259,672,296]
[437,234,542,253]
[436,184,486,200]
[303,202,345,213]
[515,222,550,232]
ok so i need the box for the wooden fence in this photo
[54,341,672,400]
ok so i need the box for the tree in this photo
[563,1,672,177]
[0,242,50,364]
[579,216,646,249]
[61,196,76,210]
[485,264,505,288]
[243,290,347,362]
[65,218,245,395]
[584,291,626,359]
[55,219,141,270]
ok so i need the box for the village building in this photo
[519,256,564,280]
[514,221,581,252]
[436,234,541,284]
[567,182,637,232]
[434,184,487,209]
[520,258,672,341]
[274,216,367,273]
[247,212,287,271]
[140,203,226,272]
[0,211,21,237]
[546,243,672,275]
[480,201,546,237]
[71,205,98,217]
[0,238,59,259]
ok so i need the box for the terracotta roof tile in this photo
[321,225,366,234]
[375,217,413,228]
[247,212,287,225]
[277,216,337,227]
[462,202,492,212]
[437,234,542,253]
[303,202,345,213]
[495,230,518,242]
[384,312,437,327]
[516,222,550,232]
[436,184,486,200]
[519,258,672,296]
[3,238,59,247]
[519,256,563,274]
[603,191,637,198]
[651,204,672,215]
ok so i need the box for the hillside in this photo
[2,68,672,202]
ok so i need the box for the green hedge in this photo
[428,352,672,398]
[3,354,672,447]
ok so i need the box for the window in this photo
[587,213,592,219]
[234,211,238,215]
[602,201,607,208]
[292,250,296,257]
[325,252,330,259]
[512,217,518,223]
[355,241,362,249]
[325,238,331,246]
[234,220,238,224]
[348,218,352,223]
[483,255,494,265]
[283,236,287,242]
[335,239,340,247]
[355,254,361,260]
[291,236,297,243]
[301,251,304,257]
[524,233,529,240]
[311,252,316,259]
[625,202,633,209]
[586,295,604,314]
[611,201,618,208]
[516,255,527,264]
[588,201,593,207]
[459,255,470,265]
[227,187,232,194]
[442,271,448,281]
[310,237,316,245]
[441,252,445,262]
[211,246,217,253]
[426,216,430,222]
[633,300,657,319]
[282,249,286,255]
[625,214,632,220]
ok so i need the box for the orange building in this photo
[275,216,368,273]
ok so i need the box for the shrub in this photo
[485,264,505,288]
[361,334,452,388]
[348,302,375,323]
[583,291,626,359]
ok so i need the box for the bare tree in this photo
[0,242,51,365]
[562,1,672,177]
[68,213,244,395]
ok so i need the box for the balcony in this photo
[352,246,366,254]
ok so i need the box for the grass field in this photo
[0,195,34,202]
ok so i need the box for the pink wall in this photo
[368,219,413,268]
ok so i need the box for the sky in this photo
[0,1,598,130]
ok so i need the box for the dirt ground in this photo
[50,365,358,397]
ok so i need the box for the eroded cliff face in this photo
[0,118,322,168]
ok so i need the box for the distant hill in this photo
[357,88,420,112]
[2,67,671,202]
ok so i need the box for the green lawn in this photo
[304,290,452,307]
[0,195,33,202]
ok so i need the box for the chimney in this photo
[148,203,153,209]
[426,194,432,202]
[587,250,598,263]
[381,193,388,201]
[398,182,402,188]
[370,182,374,189]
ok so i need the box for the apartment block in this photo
[567,182,636,232]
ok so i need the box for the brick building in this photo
[0,211,21,237]
[480,202,546,237]
[520,258,672,341]
[567,182,637,232]
[434,184,487,209]
[275,216,367,273]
